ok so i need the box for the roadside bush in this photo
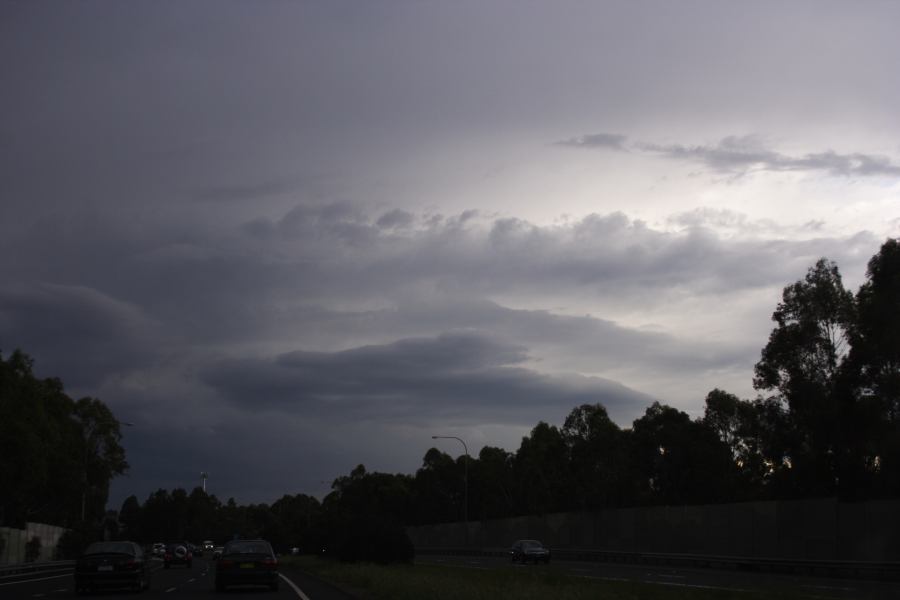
[333,517,414,564]
[55,526,100,560]
[25,536,42,562]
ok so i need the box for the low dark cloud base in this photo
[202,332,654,426]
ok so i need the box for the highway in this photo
[7,554,900,599]
[417,553,900,599]
[0,558,354,600]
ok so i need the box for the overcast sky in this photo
[2,1,899,508]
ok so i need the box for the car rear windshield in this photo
[84,542,135,555]
[224,541,271,555]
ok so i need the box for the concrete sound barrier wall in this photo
[406,498,900,561]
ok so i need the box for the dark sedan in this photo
[214,539,279,592]
[74,541,151,593]
[510,539,551,564]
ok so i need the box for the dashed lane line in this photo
[165,587,177,593]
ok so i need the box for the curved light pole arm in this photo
[432,435,469,545]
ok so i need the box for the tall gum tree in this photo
[753,258,854,495]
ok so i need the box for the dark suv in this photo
[164,542,193,569]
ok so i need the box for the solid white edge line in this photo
[0,573,73,587]
[279,572,312,600]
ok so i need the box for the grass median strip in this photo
[279,556,800,600]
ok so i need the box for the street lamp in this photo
[432,435,469,545]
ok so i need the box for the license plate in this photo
[98,565,113,572]
[239,563,255,569]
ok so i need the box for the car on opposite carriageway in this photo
[510,539,551,564]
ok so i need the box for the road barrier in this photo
[0,560,75,584]
[416,547,900,581]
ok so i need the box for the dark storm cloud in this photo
[561,133,900,178]
[556,133,628,151]
[194,180,294,203]
[201,332,654,425]
[376,209,416,230]
[5,0,898,510]
[0,283,162,389]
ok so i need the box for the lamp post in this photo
[432,435,469,546]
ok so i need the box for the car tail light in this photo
[122,559,140,570]
[262,558,277,569]
[165,553,172,560]
[218,559,234,568]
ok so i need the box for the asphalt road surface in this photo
[0,558,354,600]
[417,553,900,599]
[8,555,900,599]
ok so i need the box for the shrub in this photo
[25,536,42,562]
[333,517,414,564]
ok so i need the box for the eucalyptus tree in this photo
[754,258,855,495]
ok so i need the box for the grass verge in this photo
[279,555,802,600]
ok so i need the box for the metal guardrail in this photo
[0,560,76,582]
[416,547,900,581]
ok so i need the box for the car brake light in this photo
[262,558,277,568]
[218,559,234,568]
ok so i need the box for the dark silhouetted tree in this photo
[562,403,630,508]
[754,258,854,495]
[514,422,570,514]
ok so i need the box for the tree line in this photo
[4,239,898,560]
[0,351,128,529]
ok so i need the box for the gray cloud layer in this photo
[3,1,898,506]
[560,133,900,178]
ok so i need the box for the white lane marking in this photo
[801,584,856,591]
[655,573,686,579]
[188,578,196,583]
[0,573,73,587]
[655,581,751,593]
[54,589,68,593]
[32,594,45,598]
[279,572,312,600]
[577,573,749,593]
[578,575,632,583]
[165,587,177,593]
